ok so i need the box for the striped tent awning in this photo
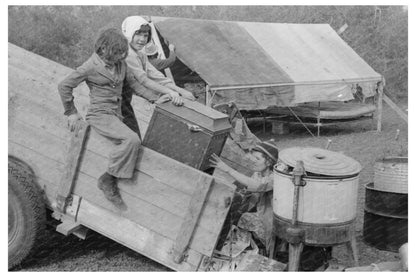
[152,17,382,109]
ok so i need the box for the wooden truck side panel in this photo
[72,131,235,268]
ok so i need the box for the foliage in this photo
[8,5,407,99]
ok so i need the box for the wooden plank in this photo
[56,221,82,236]
[9,119,69,165]
[190,178,234,261]
[383,94,408,123]
[8,65,90,115]
[76,199,202,271]
[9,43,72,76]
[56,121,90,212]
[9,91,71,137]
[172,175,214,263]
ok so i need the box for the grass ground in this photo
[12,101,407,271]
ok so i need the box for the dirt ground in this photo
[12,102,407,272]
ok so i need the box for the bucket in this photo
[363,183,408,252]
[374,157,407,193]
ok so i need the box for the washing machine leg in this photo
[269,236,277,259]
[288,242,304,271]
[346,234,359,267]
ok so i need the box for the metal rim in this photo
[378,156,408,164]
[274,214,356,227]
[365,182,408,195]
[274,167,359,180]
[279,147,361,176]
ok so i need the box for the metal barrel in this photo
[374,157,407,193]
[363,183,408,252]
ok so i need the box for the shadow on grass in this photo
[12,226,170,271]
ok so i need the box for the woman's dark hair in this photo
[134,24,152,43]
[95,28,128,62]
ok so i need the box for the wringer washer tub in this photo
[273,147,361,270]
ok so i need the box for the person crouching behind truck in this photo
[210,140,279,254]
[58,28,163,210]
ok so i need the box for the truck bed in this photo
[9,43,237,271]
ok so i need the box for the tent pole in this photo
[210,77,382,91]
[317,102,321,137]
[205,85,210,106]
[377,83,383,132]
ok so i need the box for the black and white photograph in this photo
[7,2,409,272]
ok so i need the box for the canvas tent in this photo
[151,17,383,113]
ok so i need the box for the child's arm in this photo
[125,70,182,106]
[126,55,183,105]
[150,51,176,71]
[209,154,265,191]
[125,70,159,102]
[58,63,89,132]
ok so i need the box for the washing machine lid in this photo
[279,147,361,176]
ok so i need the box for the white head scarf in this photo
[121,16,152,44]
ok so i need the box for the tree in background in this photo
[8,5,407,101]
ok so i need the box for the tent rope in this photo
[207,89,218,106]
[287,106,316,138]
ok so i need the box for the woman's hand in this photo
[168,91,184,106]
[209,153,231,173]
[168,44,175,52]
[67,112,84,136]
[155,94,172,104]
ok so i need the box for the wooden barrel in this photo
[363,183,408,252]
[374,157,407,193]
